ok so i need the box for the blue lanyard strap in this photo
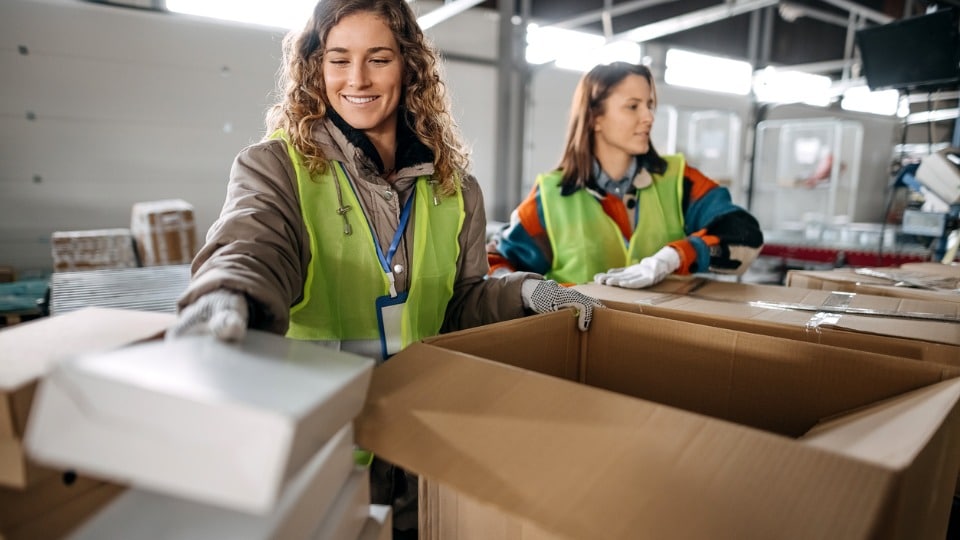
[337,163,415,295]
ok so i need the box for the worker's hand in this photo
[594,246,680,289]
[522,279,603,331]
[167,289,248,342]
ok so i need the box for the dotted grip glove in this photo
[522,279,604,331]
[166,289,248,342]
[594,246,681,289]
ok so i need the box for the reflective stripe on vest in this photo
[540,154,686,284]
[274,131,464,346]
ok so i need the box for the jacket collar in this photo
[324,108,434,176]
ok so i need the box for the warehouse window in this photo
[840,86,901,116]
[753,67,832,106]
[525,25,643,72]
[664,48,752,95]
[165,0,322,29]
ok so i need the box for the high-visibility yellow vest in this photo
[539,155,686,284]
[274,131,464,347]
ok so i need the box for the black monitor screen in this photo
[855,9,960,92]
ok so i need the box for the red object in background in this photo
[761,243,929,267]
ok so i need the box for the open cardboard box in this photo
[573,278,960,367]
[0,308,174,488]
[355,309,960,539]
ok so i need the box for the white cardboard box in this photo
[25,331,374,514]
[68,425,356,540]
[315,468,370,540]
[358,505,392,540]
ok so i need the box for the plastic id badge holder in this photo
[376,291,408,360]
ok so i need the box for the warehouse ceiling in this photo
[485,0,959,77]
[86,0,959,79]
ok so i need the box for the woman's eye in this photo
[371,58,391,65]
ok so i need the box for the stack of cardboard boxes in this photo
[1,309,390,539]
[50,199,198,274]
[0,309,173,539]
[50,229,138,272]
[130,199,198,267]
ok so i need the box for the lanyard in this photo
[338,163,414,297]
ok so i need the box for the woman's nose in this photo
[348,64,370,88]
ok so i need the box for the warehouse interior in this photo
[1,0,959,538]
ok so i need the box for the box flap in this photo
[801,378,960,467]
[0,308,175,392]
[356,342,898,540]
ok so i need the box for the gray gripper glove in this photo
[521,279,604,331]
[167,289,248,342]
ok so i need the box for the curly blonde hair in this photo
[266,0,468,197]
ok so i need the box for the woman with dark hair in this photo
[168,0,601,536]
[489,61,763,287]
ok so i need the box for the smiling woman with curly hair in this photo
[169,0,603,537]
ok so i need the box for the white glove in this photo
[167,289,248,342]
[521,279,604,331]
[593,246,680,289]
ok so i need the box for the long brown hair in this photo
[266,0,468,196]
[556,61,665,192]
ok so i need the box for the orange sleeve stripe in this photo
[600,195,632,238]
[666,240,697,275]
[684,166,718,203]
[516,196,545,237]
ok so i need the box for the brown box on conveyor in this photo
[50,229,137,272]
[130,199,198,267]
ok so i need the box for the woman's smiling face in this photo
[323,12,403,140]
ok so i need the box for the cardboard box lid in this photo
[68,425,355,540]
[25,331,373,514]
[574,280,960,348]
[1,308,174,444]
[356,310,960,539]
[0,308,175,393]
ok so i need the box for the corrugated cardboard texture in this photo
[357,309,960,539]
[574,280,960,366]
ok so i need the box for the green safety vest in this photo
[539,154,686,284]
[274,131,464,347]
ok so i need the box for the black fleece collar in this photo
[326,108,434,174]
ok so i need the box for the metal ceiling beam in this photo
[548,0,674,30]
[417,0,487,30]
[614,0,780,43]
[816,0,893,24]
[778,2,851,27]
